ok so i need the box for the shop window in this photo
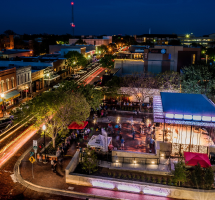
[11,78,14,88]
[192,54,196,64]
[6,79,9,91]
[1,81,4,93]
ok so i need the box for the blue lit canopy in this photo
[161,92,215,116]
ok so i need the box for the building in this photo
[0,35,14,50]
[0,49,33,59]
[114,45,201,74]
[0,68,19,112]
[69,36,112,46]
[178,33,215,48]
[135,34,178,45]
[16,66,32,98]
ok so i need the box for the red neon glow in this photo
[70,23,75,27]
[71,2,74,5]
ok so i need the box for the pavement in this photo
[12,113,176,200]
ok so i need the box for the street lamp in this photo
[42,125,47,162]
[1,93,4,118]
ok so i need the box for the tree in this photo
[122,72,158,110]
[12,89,90,148]
[4,30,16,35]
[75,39,87,45]
[104,76,122,98]
[97,45,108,54]
[190,163,204,189]
[181,65,215,98]
[99,54,116,72]
[173,161,187,186]
[82,148,98,174]
[204,167,214,189]
[64,51,87,73]
[156,71,181,92]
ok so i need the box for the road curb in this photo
[13,138,122,200]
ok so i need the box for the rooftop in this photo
[161,92,215,117]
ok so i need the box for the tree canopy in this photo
[75,39,87,45]
[99,54,116,70]
[64,51,87,72]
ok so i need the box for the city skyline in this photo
[0,0,214,36]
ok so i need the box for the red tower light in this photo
[71,2,74,5]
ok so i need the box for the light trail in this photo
[0,126,38,167]
[84,67,105,85]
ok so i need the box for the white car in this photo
[53,83,64,89]
[70,74,80,79]
[94,86,103,90]
[76,70,87,74]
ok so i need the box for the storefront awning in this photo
[0,90,20,105]
[68,121,88,129]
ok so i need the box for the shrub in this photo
[136,175,140,180]
[132,174,136,179]
[112,173,116,178]
[146,176,150,182]
[162,178,167,185]
[152,177,156,183]
[168,178,172,186]
[157,178,161,184]
[128,174,131,179]
[118,173,121,179]
[122,174,127,179]
[141,175,145,181]
[108,172,112,176]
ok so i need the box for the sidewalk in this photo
[17,135,174,200]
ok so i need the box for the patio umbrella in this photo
[184,152,211,168]
[115,125,119,128]
[68,121,88,129]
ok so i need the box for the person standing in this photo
[132,131,135,140]
[121,137,125,150]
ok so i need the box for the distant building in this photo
[69,36,112,46]
[0,49,33,59]
[135,34,178,45]
[178,33,215,48]
[0,35,14,50]
[114,45,201,75]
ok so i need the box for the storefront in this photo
[0,90,20,109]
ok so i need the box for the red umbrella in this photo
[184,152,211,168]
[68,121,88,129]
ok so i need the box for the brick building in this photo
[0,35,14,50]
[0,68,19,110]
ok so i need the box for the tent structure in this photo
[88,134,112,151]
[184,152,211,168]
[68,121,88,129]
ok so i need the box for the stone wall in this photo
[66,173,215,200]
[112,150,159,159]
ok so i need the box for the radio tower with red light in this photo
[70,2,75,37]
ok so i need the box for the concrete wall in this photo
[66,173,215,200]
[65,150,80,176]
[112,150,159,159]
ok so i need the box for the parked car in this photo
[94,86,103,90]
[0,117,12,130]
[53,83,64,89]
[76,70,87,74]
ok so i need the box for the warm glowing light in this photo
[184,115,192,120]
[73,61,76,64]
[174,114,183,119]
[116,160,118,163]
[92,181,115,189]
[118,184,140,193]
[71,2,74,5]
[152,161,155,164]
[1,94,4,98]
[193,115,201,121]
[134,160,136,164]
[166,114,174,118]
[42,125,46,131]
[99,51,101,54]
[186,34,190,38]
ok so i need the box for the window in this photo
[192,54,196,64]
[6,79,9,91]
[11,77,14,88]
[25,74,26,82]
[28,73,30,81]
[1,81,4,93]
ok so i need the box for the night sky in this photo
[1,0,214,36]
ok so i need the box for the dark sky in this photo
[1,0,214,36]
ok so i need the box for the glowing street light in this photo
[42,124,47,162]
